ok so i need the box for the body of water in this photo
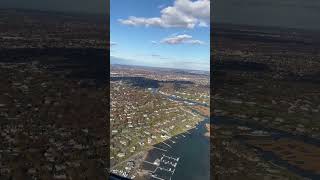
[138,87,210,180]
[142,118,210,180]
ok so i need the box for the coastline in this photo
[137,117,210,179]
[204,123,210,137]
[111,101,210,178]
[135,150,151,178]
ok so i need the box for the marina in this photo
[140,118,210,180]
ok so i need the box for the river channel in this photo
[213,116,320,179]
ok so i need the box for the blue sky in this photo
[110,0,210,71]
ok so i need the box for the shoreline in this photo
[135,150,151,178]
[204,123,210,137]
[137,117,210,177]
[111,113,209,178]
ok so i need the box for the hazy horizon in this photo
[110,56,210,72]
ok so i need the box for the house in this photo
[117,153,125,158]
[120,140,127,145]
[130,146,136,153]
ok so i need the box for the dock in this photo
[153,146,167,152]
[162,141,172,148]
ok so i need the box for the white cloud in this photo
[110,41,117,46]
[199,21,209,27]
[118,0,210,29]
[151,54,161,57]
[186,39,206,45]
[161,34,192,44]
[160,34,205,45]
[151,40,158,44]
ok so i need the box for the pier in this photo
[162,141,172,148]
[153,146,167,152]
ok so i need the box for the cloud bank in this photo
[160,34,205,45]
[119,0,210,29]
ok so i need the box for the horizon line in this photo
[110,63,210,73]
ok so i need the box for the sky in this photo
[110,0,210,71]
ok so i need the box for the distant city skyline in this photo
[110,0,210,71]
